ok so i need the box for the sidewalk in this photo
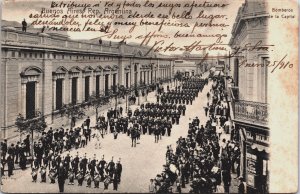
[1,78,212,193]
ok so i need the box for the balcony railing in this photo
[234,100,268,126]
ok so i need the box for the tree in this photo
[88,92,110,122]
[61,103,85,128]
[174,71,184,87]
[15,110,47,159]
[110,85,128,110]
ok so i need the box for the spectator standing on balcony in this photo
[22,19,27,32]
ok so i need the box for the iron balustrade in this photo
[234,100,268,126]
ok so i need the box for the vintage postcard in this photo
[0,0,298,193]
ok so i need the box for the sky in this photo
[2,0,244,55]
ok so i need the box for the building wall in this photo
[229,1,270,193]
[230,1,268,103]
[174,60,197,76]
[0,28,173,139]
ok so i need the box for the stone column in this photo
[130,63,134,87]
[69,77,72,104]
[115,72,119,86]
[42,59,53,124]
[62,78,66,105]
[52,78,56,110]
[21,83,26,116]
[90,74,95,96]
[107,72,111,90]
[101,72,105,95]
[36,81,40,112]
[82,75,86,102]
[118,59,125,86]
[137,63,140,85]
[78,75,83,103]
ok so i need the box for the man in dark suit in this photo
[115,159,122,183]
[22,19,27,32]
[86,116,91,130]
[57,163,66,192]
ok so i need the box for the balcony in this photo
[234,100,268,126]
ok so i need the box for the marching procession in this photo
[151,76,243,194]
[0,73,243,193]
[1,0,276,192]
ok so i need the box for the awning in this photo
[251,144,270,154]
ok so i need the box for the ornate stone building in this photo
[229,0,269,193]
[171,50,215,76]
[0,21,173,139]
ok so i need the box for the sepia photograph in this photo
[0,0,298,193]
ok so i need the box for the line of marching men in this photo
[31,152,122,191]
[94,78,208,146]
[150,76,243,194]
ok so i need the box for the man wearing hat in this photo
[98,155,106,181]
[112,170,119,190]
[15,142,20,164]
[81,154,88,177]
[19,143,27,170]
[7,143,15,169]
[107,157,115,178]
[90,155,96,178]
[7,154,14,177]
[1,139,7,161]
[115,159,122,183]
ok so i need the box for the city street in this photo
[0,0,277,192]
[2,79,209,193]
[1,77,238,193]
